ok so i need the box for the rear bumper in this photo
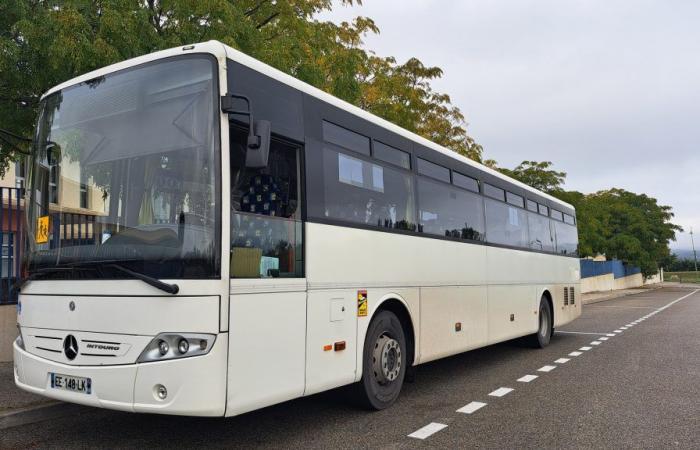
[13,335,228,416]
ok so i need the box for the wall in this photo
[0,304,17,362]
[581,273,615,293]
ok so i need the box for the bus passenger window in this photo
[321,148,416,231]
[229,126,303,278]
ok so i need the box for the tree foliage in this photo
[0,0,482,175]
[498,160,566,194]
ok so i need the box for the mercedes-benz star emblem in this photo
[63,335,78,360]
[69,301,75,311]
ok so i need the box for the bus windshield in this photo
[25,55,221,280]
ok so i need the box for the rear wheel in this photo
[357,310,407,410]
[527,296,552,348]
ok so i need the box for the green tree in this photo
[554,189,681,277]
[0,0,482,175]
[498,160,566,194]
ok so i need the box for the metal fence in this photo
[580,259,641,279]
[0,187,23,305]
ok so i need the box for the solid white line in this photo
[408,423,448,439]
[457,401,487,414]
[655,289,698,312]
[555,331,609,336]
[489,387,514,397]
[599,337,609,341]
[554,358,570,364]
[517,374,538,383]
[590,341,602,346]
[457,402,486,414]
[569,351,583,356]
[538,365,556,372]
[580,346,592,351]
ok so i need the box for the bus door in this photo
[226,125,307,415]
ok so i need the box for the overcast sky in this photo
[319,0,699,251]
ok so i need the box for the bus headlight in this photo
[16,324,25,350]
[137,333,216,363]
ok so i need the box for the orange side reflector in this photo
[334,341,346,351]
[323,344,332,352]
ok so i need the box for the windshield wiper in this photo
[105,264,179,295]
[17,262,179,295]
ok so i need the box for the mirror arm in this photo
[221,94,260,149]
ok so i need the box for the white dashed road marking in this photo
[554,358,570,364]
[538,365,556,372]
[569,351,583,356]
[457,401,487,414]
[606,333,615,337]
[408,423,448,440]
[555,331,609,336]
[599,337,609,341]
[590,341,602,346]
[613,330,623,333]
[580,346,592,351]
[489,387,514,397]
[517,375,538,383]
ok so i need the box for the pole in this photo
[691,227,698,273]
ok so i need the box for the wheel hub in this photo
[372,334,401,384]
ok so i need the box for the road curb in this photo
[582,285,662,305]
[0,402,82,431]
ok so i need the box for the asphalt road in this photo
[2,286,699,449]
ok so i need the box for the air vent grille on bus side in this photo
[570,287,575,305]
[563,287,569,305]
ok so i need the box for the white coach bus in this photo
[14,41,580,416]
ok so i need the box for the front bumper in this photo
[13,335,228,416]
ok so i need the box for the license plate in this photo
[50,373,92,395]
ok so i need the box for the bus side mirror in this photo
[245,120,270,168]
[221,94,271,168]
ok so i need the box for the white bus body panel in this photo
[304,222,581,382]
[14,287,228,416]
[226,279,307,416]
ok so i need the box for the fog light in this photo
[199,340,207,351]
[158,340,169,356]
[156,384,167,400]
[178,339,189,354]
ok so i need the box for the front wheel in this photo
[527,296,553,348]
[357,310,407,410]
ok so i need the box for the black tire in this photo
[356,310,407,410]
[527,296,553,348]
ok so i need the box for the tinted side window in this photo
[538,204,549,216]
[453,172,479,193]
[485,198,528,248]
[417,158,450,183]
[374,141,411,170]
[417,178,485,241]
[323,120,370,155]
[484,183,505,201]
[506,192,524,208]
[322,148,416,230]
[527,199,538,212]
[564,213,575,225]
[554,221,578,256]
[551,209,564,221]
[528,213,555,252]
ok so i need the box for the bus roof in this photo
[42,40,574,211]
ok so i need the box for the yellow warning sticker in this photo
[36,215,49,244]
[357,290,368,317]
